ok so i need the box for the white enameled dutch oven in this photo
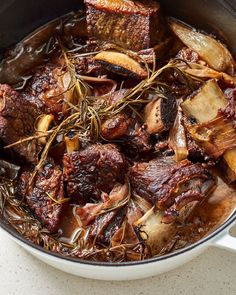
[0,211,236,280]
[0,0,236,281]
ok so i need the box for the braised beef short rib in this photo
[63,144,126,203]
[0,84,41,163]
[18,159,65,232]
[130,157,216,222]
[24,65,66,118]
[101,90,152,155]
[85,0,166,51]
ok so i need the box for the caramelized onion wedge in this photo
[60,72,75,104]
[178,62,236,86]
[94,51,148,79]
[187,115,236,159]
[169,108,188,162]
[169,18,235,74]
[76,183,129,226]
[80,75,117,96]
[0,160,20,180]
[36,114,54,145]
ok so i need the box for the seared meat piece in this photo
[0,84,41,163]
[24,66,65,118]
[101,112,131,140]
[122,123,152,156]
[63,144,126,203]
[138,37,173,63]
[101,89,152,155]
[74,56,108,77]
[130,157,216,222]
[102,113,152,155]
[85,0,166,51]
[89,207,127,245]
[101,90,133,140]
[18,159,65,232]
[176,47,199,63]
[186,133,210,162]
[220,87,236,123]
[24,63,114,117]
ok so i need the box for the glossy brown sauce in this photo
[175,176,236,248]
[58,206,82,244]
[58,175,236,251]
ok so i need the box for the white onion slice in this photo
[169,18,235,74]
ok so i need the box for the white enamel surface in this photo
[212,231,236,252]
[0,222,235,281]
[10,235,206,280]
[1,228,236,294]
[22,241,207,280]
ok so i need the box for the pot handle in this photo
[212,230,236,252]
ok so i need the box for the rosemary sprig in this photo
[8,47,203,187]
[28,112,82,186]
[0,176,147,262]
[3,132,54,149]
[46,192,70,206]
[60,40,90,102]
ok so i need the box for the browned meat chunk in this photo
[0,84,41,163]
[17,160,66,232]
[122,123,152,156]
[129,157,216,222]
[89,207,127,245]
[24,66,65,118]
[24,63,110,119]
[101,112,131,140]
[101,90,152,155]
[63,144,126,203]
[220,87,236,123]
[176,47,199,63]
[102,112,151,156]
[85,0,166,51]
[186,133,210,162]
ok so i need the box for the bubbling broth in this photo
[0,0,236,262]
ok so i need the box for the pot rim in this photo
[0,210,235,267]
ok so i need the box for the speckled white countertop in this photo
[0,228,236,295]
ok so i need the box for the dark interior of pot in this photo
[0,0,236,265]
[0,0,236,55]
